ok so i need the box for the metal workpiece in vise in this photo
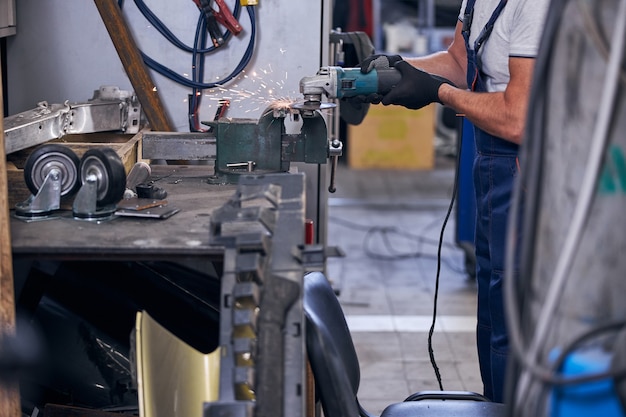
[203,106,341,190]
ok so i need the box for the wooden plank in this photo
[306,361,316,417]
[111,131,142,173]
[5,168,26,209]
[0,55,21,417]
[93,0,174,132]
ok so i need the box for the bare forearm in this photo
[438,85,527,144]
[437,57,535,144]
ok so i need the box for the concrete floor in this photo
[325,158,484,415]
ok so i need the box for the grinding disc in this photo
[290,101,337,111]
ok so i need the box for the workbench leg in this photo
[0,59,21,417]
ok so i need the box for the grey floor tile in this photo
[339,287,392,315]
[447,332,479,356]
[357,378,410,401]
[402,359,443,381]
[455,360,484,392]
[386,288,439,316]
[352,332,403,363]
[398,332,454,362]
[406,376,451,392]
[359,360,405,380]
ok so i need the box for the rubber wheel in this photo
[79,148,127,206]
[24,144,81,197]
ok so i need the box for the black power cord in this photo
[328,127,468,392]
[427,117,465,391]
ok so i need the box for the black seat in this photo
[303,272,506,417]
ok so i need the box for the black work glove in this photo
[359,54,403,73]
[381,60,454,110]
[341,55,403,105]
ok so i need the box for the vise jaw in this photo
[205,107,329,184]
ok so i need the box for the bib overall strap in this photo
[462,0,508,91]
[461,0,477,47]
[473,0,508,54]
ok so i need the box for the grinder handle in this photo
[375,68,403,95]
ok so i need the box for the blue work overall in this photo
[462,0,517,403]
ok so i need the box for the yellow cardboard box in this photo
[347,103,435,170]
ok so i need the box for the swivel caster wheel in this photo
[73,148,127,220]
[15,144,81,219]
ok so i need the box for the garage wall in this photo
[6,0,330,131]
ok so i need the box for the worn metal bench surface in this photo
[10,165,237,260]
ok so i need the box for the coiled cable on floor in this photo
[328,214,466,274]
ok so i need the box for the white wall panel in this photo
[7,0,328,131]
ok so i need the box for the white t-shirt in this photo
[458,0,549,92]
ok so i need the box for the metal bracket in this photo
[294,243,346,272]
[4,86,143,155]
[14,169,62,219]
[328,139,343,193]
[72,175,117,221]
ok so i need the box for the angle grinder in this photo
[295,66,401,111]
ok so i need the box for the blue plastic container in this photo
[551,348,625,417]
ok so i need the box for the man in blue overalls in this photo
[359,0,548,402]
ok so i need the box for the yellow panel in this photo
[135,311,220,417]
[348,104,436,170]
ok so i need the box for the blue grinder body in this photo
[333,67,401,99]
